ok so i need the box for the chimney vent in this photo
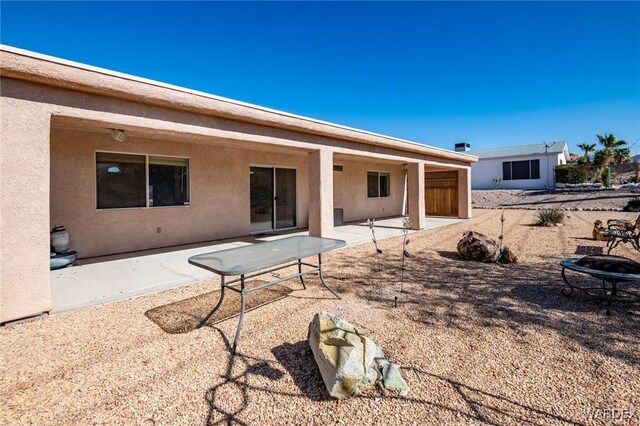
[455,142,470,152]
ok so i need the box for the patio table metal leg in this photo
[298,259,306,289]
[602,279,617,316]
[560,267,574,296]
[231,275,246,354]
[318,254,340,300]
[198,275,227,328]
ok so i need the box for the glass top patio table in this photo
[188,236,346,276]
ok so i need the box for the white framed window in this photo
[502,159,540,181]
[96,152,190,209]
[367,171,390,198]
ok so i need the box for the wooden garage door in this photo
[425,171,458,217]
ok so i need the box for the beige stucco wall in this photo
[1,49,475,323]
[458,168,472,219]
[1,96,52,323]
[333,159,405,222]
[50,129,408,257]
[50,128,309,258]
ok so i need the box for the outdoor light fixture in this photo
[111,129,127,143]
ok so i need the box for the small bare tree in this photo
[395,217,412,307]
[498,211,505,252]
[367,218,383,274]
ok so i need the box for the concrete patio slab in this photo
[50,216,461,315]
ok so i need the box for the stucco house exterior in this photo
[463,142,569,190]
[0,45,477,324]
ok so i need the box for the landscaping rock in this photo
[456,231,501,263]
[308,311,408,399]
[499,246,518,263]
[592,220,610,241]
[381,363,409,397]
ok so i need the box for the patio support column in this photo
[407,162,426,230]
[458,167,472,219]
[0,101,52,323]
[308,148,334,238]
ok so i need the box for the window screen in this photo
[530,159,540,179]
[148,156,190,207]
[367,172,379,198]
[502,162,512,180]
[379,173,390,197]
[96,153,146,209]
[511,160,530,180]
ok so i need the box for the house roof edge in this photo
[0,44,477,164]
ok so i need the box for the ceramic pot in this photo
[51,226,70,253]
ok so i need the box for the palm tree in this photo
[596,134,628,166]
[595,133,629,186]
[612,147,631,165]
[577,143,596,160]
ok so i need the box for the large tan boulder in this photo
[308,312,408,399]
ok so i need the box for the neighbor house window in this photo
[96,152,190,209]
[367,171,390,198]
[502,159,540,181]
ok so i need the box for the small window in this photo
[367,171,390,198]
[96,152,190,209]
[333,164,344,172]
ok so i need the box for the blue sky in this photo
[2,1,639,154]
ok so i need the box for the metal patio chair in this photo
[606,213,640,255]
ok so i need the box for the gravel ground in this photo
[1,209,639,425]
[473,189,637,211]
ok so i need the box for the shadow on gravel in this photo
[272,341,331,402]
[324,247,640,366]
[144,282,295,334]
[400,367,584,425]
[436,250,462,260]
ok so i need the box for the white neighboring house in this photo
[461,142,570,190]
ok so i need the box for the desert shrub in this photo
[537,208,565,226]
[624,197,640,212]
[555,164,589,184]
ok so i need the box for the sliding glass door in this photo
[250,167,274,233]
[250,167,296,232]
[275,168,296,229]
